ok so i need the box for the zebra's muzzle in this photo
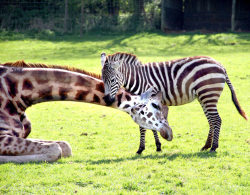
[103,94,115,106]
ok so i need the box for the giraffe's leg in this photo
[0,135,62,163]
[20,113,32,138]
[137,127,146,154]
[28,138,72,157]
[20,114,71,157]
[152,130,161,152]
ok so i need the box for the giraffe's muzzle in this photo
[160,125,173,141]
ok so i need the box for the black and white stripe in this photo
[102,52,248,152]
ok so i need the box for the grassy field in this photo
[0,31,249,194]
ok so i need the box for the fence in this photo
[0,0,161,34]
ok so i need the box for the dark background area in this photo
[0,0,249,34]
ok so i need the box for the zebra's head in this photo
[130,90,173,141]
[101,53,124,105]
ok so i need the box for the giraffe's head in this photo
[120,89,173,141]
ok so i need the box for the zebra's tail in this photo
[225,72,248,120]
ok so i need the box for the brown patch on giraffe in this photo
[59,87,71,100]
[0,84,4,93]
[148,121,153,125]
[0,96,3,108]
[16,101,26,111]
[93,94,100,103]
[0,136,5,142]
[4,100,17,116]
[12,130,19,137]
[75,90,89,100]
[54,71,72,83]
[142,117,146,122]
[95,83,105,93]
[5,76,18,98]
[32,71,49,84]
[12,119,23,129]
[26,141,31,147]
[125,95,131,101]
[75,76,92,87]
[0,67,7,75]
[123,104,130,109]
[17,137,23,144]
[152,117,155,121]
[23,124,31,138]
[22,79,34,90]
[155,123,158,127]
[4,136,13,146]
[38,86,53,100]
[117,93,123,107]
[147,112,153,118]
[21,95,33,106]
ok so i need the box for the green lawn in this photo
[0,31,249,194]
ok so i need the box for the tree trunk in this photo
[80,0,85,36]
[64,0,68,33]
[231,0,236,31]
[161,0,183,32]
[106,0,119,25]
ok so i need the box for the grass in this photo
[0,31,249,194]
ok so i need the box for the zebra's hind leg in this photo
[200,103,222,152]
[152,130,161,152]
[137,127,146,154]
[210,113,222,152]
[201,112,213,151]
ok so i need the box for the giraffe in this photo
[0,61,172,163]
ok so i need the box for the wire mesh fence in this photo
[0,0,161,34]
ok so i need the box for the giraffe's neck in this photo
[0,66,136,114]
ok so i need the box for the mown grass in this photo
[0,31,249,194]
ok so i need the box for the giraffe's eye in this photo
[152,103,160,110]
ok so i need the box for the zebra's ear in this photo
[101,53,106,67]
[140,88,154,101]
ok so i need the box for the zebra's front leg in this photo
[152,130,161,152]
[137,127,146,154]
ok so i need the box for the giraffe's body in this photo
[0,61,171,163]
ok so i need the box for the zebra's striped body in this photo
[101,52,248,152]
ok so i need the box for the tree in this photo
[133,0,145,28]
[106,0,120,24]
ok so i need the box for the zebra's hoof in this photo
[201,145,211,151]
[209,148,217,153]
[136,148,144,155]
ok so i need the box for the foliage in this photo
[0,0,161,33]
[0,32,249,194]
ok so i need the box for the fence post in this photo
[231,0,236,31]
[80,0,84,36]
[64,0,68,33]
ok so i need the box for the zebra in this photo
[101,52,248,152]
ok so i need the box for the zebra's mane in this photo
[2,60,101,79]
[107,52,142,66]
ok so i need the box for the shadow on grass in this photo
[3,150,221,165]
[78,151,218,165]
